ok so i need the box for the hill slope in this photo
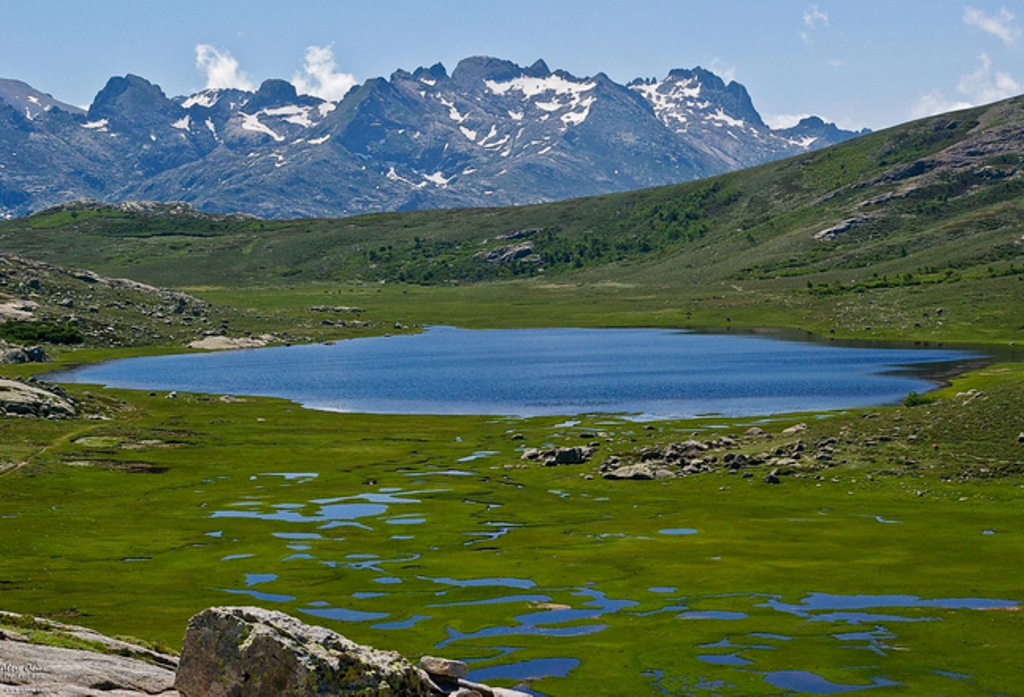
[0,96,1019,292]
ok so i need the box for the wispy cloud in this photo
[911,53,1019,118]
[707,57,737,84]
[803,4,830,29]
[958,52,1020,102]
[764,113,813,129]
[292,45,358,102]
[910,91,975,119]
[195,45,255,91]
[801,4,830,43]
[964,6,1021,46]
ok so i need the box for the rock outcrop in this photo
[1,606,531,697]
[175,606,431,697]
[0,610,178,696]
[0,340,49,363]
[0,377,75,418]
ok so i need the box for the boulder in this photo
[0,610,178,697]
[420,655,468,679]
[0,378,75,418]
[603,464,675,480]
[0,341,49,364]
[175,606,432,697]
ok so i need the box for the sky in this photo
[0,0,1021,131]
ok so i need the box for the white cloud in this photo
[292,45,358,102]
[964,6,1021,46]
[801,4,830,43]
[707,58,737,84]
[803,4,829,29]
[195,44,255,91]
[910,90,975,119]
[958,53,1020,102]
[764,113,813,129]
[910,53,1020,118]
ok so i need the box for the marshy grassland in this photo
[2,97,1024,695]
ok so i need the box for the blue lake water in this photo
[51,327,979,419]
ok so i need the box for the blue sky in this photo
[1,1,1020,130]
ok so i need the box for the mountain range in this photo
[0,56,866,220]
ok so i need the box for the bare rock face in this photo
[0,610,178,696]
[0,377,75,418]
[174,606,432,697]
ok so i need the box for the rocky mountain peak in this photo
[451,56,525,85]
[412,62,449,82]
[87,74,182,127]
[0,56,867,220]
[526,59,552,77]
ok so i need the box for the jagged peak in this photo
[526,59,551,77]
[451,56,523,84]
[412,63,449,82]
[88,74,181,123]
[245,79,322,112]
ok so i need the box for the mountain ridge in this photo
[0,56,866,220]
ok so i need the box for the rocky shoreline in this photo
[0,607,529,697]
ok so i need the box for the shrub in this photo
[0,321,84,345]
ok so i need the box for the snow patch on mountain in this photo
[182,91,221,109]
[240,113,284,142]
[484,74,596,99]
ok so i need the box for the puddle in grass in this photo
[436,586,636,649]
[679,611,749,621]
[659,528,698,536]
[934,669,973,681]
[220,588,296,603]
[468,657,580,682]
[764,671,899,694]
[245,573,277,586]
[697,653,753,666]
[373,614,431,630]
[300,607,390,623]
[257,472,319,481]
[457,451,500,462]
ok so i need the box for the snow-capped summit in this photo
[0,56,866,219]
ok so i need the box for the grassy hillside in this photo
[1,97,1021,292]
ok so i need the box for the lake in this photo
[51,327,979,418]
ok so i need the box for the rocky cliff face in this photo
[0,57,866,219]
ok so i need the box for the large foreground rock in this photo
[175,606,432,697]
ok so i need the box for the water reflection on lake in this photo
[51,327,981,419]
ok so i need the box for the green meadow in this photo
[2,347,1024,695]
[2,98,1024,695]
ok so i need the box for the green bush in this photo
[903,391,937,407]
[0,321,84,345]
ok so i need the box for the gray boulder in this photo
[175,606,432,697]
[0,377,75,418]
[603,463,675,480]
[0,341,49,364]
[0,610,178,696]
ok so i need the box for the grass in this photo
[1,365,1024,695]
[1,96,1023,695]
